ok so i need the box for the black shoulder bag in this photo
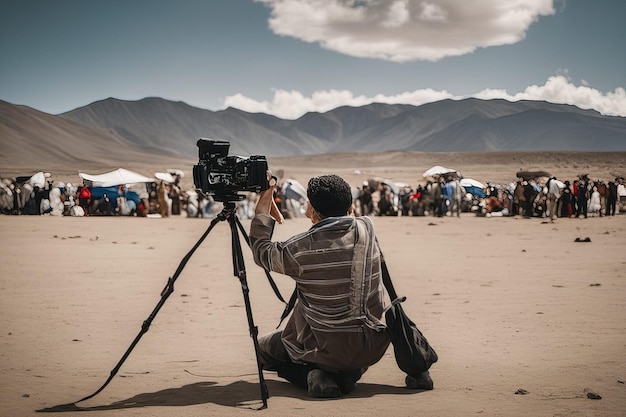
[381,261,438,377]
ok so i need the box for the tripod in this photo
[63,201,274,410]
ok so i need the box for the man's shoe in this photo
[405,371,434,390]
[307,369,341,398]
[334,369,363,395]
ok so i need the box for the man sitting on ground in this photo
[249,174,392,398]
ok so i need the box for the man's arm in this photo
[255,175,284,223]
[249,175,292,274]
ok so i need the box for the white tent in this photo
[381,179,402,195]
[423,165,459,178]
[155,172,177,183]
[281,179,308,218]
[78,168,155,187]
[282,179,307,201]
[166,168,185,177]
[460,178,485,189]
[155,168,185,184]
[28,171,51,188]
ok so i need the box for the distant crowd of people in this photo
[0,172,199,218]
[352,174,626,219]
[2,171,625,220]
[354,176,466,218]
[480,174,626,220]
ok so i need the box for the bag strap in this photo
[381,260,407,315]
[381,260,400,302]
[276,288,298,328]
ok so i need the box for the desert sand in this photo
[1,154,625,417]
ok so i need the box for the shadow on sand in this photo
[37,379,428,412]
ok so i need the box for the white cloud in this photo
[419,2,447,22]
[382,1,410,28]
[223,87,453,119]
[473,75,626,117]
[256,0,556,62]
[222,93,272,114]
[223,75,626,119]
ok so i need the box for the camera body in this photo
[193,138,269,201]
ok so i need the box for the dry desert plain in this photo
[1,151,625,417]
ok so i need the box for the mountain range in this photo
[1,97,625,172]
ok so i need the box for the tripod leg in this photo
[61,214,225,406]
[229,215,269,409]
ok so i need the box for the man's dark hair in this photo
[307,175,352,217]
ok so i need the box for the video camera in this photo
[193,138,270,202]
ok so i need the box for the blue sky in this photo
[1,0,625,119]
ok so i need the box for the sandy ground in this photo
[1,210,625,417]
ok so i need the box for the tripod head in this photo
[218,201,237,214]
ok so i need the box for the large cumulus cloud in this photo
[256,0,556,62]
